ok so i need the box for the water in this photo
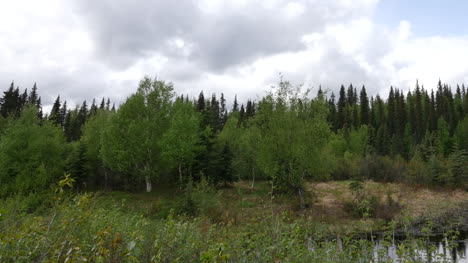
[373,237,468,262]
[316,233,468,262]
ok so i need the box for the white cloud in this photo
[0,0,468,110]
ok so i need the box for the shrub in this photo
[359,155,407,182]
[176,176,223,220]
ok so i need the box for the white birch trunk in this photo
[145,175,152,192]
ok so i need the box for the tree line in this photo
[0,77,466,200]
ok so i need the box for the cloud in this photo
[1,0,468,110]
[72,0,379,71]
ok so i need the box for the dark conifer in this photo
[99,98,105,110]
[28,83,39,104]
[337,85,347,129]
[359,86,369,126]
[197,91,205,112]
[49,95,61,125]
[232,95,239,112]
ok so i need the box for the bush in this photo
[407,155,432,185]
[344,180,402,220]
[359,155,407,182]
[176,176,223,221]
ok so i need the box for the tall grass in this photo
[0,192,464,262]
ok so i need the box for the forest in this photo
[0,77,467,262]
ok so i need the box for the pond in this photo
[326,232,468,262]
[372,236,467,262]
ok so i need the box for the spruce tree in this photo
[328,93,337,129]
[232,95,239,112]
[63,110,72,141]
[49,95,62,125]
[337,85,347,129]
[28,83,39,104]
[347,84,355,106]
[464,88,468,118]
[220,93,227,126]
[387,87,396,135]
[59,101,67,129]
[238,104,245,127]
[100,97,105,110]
[106,98,111,111]
[89,98,98,117]
[197,91,205,112]
[414,82,423,142]
[0,82,18,117]
[359,86,369,125]
[430,90,437,131]
[36,97,43,120]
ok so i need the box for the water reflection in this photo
[372,237,467,262]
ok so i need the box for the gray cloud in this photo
[72,0,377,71]
[2,0,468,111]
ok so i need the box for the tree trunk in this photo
[104,169,108,191]
[145,176,152,192]
[298,187,305,210]
[251,167,255,190]
[178,163,183,190]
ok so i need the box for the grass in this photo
[1,180,467,262]
[84,180,468,235]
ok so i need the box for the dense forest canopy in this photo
[0,77,467,199]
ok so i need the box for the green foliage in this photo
[0,191,455,263]
[448,147,468,189]
[454,117,468,150]
[176,176,222,220]
[0,106,66,196]
[407,153,432,185]
[436,117,452,156]
[66,141,90,190]
[345,180,377,218]
[253,80,332,197]
[81,109,113,189]
[100,77,174,191]
[159,98,203,187]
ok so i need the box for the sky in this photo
[1,0,468,110]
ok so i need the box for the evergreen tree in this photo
[430,90,437,131]
[347,84,355,106]
[216,143,234,186]
[387,87,396,135]
[20,89,28,109]
[209,94,220,133]
[328,93,337,130]
[238,104,245,127]
[78,101,88,127]
[352,105,359,128]
[49,95,62,125]
[414,82,423,142]
[337,85,347,129]
[395,89,407,135]
[0,82,20,118]
[89,98,98,117]
[59,101,68,128]
[28,83,39,104]
[100,97,105,110]
[36,97,43,120]
[220,93,227,126]
[63,110,72,141]
[359,86,369,125]
[232,95,239,112]
[463,84,468,116]
[407,91,416,139]
[66,142,90,190]
[196,91,205,112]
